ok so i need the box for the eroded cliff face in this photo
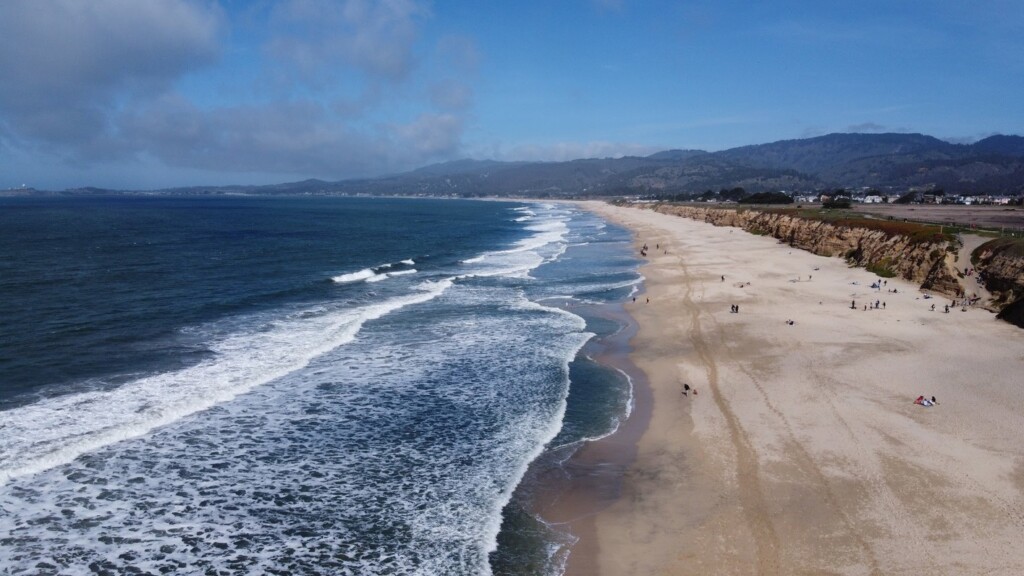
[973,242,1024,307]
[647,204,963,296]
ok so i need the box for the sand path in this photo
[957,233,994,304]
[577,202,1024,576]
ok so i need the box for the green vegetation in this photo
[893,191,919,204]
[758,207,956,244]
[739,191,794,205]
[972,237,1024,264]
[866,257,897,278]
[822,197,852,209]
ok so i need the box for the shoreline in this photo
[572,201,1024,575]
[528,300,652,576]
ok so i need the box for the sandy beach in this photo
[572,201,1024,576]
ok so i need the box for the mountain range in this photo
[41,132,1024,198]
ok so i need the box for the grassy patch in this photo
[766,208,956,244]
[866,257,897,278]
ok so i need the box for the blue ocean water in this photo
[0,196,640,575]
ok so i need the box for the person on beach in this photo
[721,275,725,282]
[682,383,690,396]
[851,300,856,309]
[931,304,936,311]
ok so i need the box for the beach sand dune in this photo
[578,202,1024,576]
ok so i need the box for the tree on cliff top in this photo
[740,191,794,204]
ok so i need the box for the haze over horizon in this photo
[1,0,1022,191]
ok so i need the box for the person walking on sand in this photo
[682,383,690,396]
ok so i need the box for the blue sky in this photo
[1,0,1022,190]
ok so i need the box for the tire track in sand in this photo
[679,263,782,574]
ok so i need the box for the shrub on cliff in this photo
[867,258,897,278]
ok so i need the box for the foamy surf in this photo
[333,259,418,284]
[0,198,641,576]
[0,279,453,482]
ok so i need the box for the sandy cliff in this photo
[648,204,964,295]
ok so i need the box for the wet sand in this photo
[572,201,1024,576]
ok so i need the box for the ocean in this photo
[0,196,640,575]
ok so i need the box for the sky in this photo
[1,0,1022,190]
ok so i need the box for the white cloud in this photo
[0,0,478,185]
[0,0,222,147]
[266,0,428,86]
[496,141,661,162]
[847,122,887,133]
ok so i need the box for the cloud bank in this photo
[0,0,472,186]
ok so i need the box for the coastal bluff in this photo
[641,203,1024,324]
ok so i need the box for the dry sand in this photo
[574,201,1024,576]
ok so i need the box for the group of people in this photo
[730,304,740,313]
[914,395,939,407]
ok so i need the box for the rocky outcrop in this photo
[972,239,1024,327]
[646,204,963,296]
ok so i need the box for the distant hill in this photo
[972,135,1024,157]
[40,132,1024,198]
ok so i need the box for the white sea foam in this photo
[0,278,454,482]
[0,201,645,576]
[332,268,376,283]
[332,259,417,284]
[460,206,570,279]
[478,300,593,564]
